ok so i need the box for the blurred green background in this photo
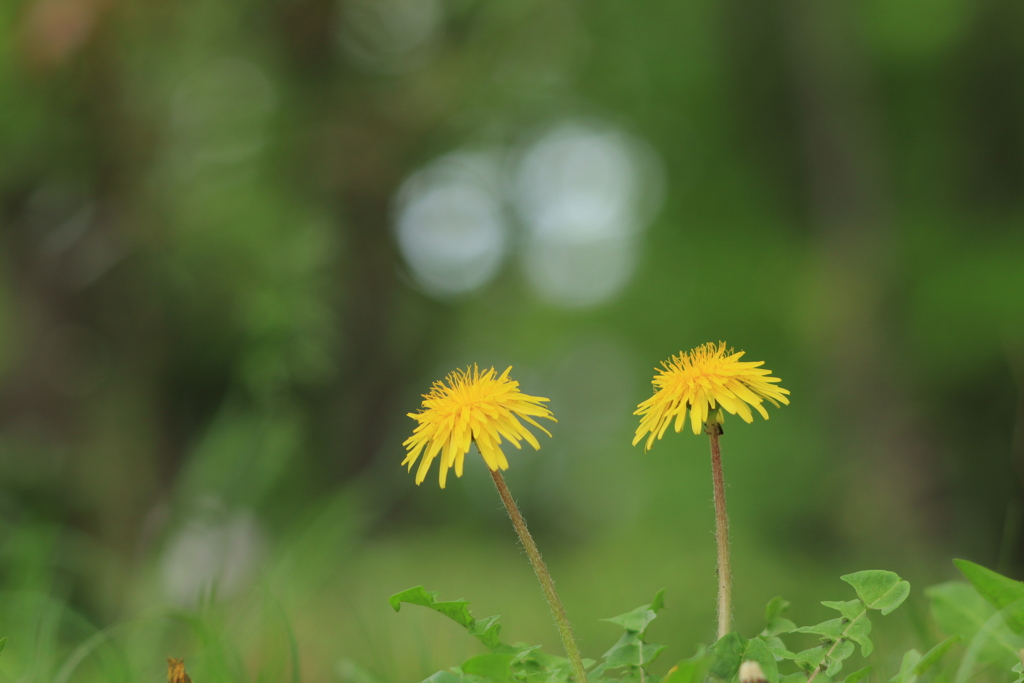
[1,0,1023,680]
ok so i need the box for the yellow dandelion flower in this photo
[633,342,790,450]
[403,365,555,488]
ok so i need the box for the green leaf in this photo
[662,649,710,683]
[925,580,1018,663]
[389,586,474,628]
[763,635,795,662]
[843,617,873,659]
[513,646,550,668]
[604,591,665,635]
[954,559,1024,634]
[766,596,788,624]
[818,600,873,657]
[911,634,960,676]
[841,571,910,615]
[841,665,872,683]
[708,632,747,680]
[603,607,658,635]
[1013,659,1024,683]
[821,601,867,622]
[0,638,6,657]
[468,615,506,652]
[613,672,642,683]
[887,649,921,683]
[794,618,846,640]
[650,588,666,613]
[779,674,811,683]
[461,653,514,681]
[601,632,665,669]
[390,586,526,656]
[926,581,996,635]
[765,597,797,637]
[519,649,573,683]
[824,640,854,677]
[792,646,827,672]
[523,673,565,683]
[743,637,780,683]
[420,671,464,683]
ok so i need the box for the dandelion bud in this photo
[738,660,767,683]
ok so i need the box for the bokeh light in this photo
[512,121,664,307]
[394,150,509,298]
[170,58,277,171]
[336,0,442,73]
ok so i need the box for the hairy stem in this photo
[707,423,732,640]
[491,469,588,682]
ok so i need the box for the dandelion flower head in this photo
[403,365,555,488]
[633,342,789,450]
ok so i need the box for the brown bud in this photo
[168,658,193,683]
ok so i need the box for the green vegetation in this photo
[389,562,1024,683]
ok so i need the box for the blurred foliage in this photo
[0,0,1023,680]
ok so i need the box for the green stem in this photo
[706,423,732,640]
[490,469,588,683]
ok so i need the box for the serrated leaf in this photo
[604,591,665,635]
[821,601,867,622]
[887,649,921,683]
[841,571,910,615]
[743,637,780,683]
[841,665,872,683]
[792,646,827,672]
[767,618,797,638]
[518,649,570,674]
[816,600,873,657]
[509,647,544,673]
[1013,660,1024,683]
[824,640,854,677]
[843,616,873,658]
[795,618,846,640]
[390,586,527,656]
[462,653,514,681]
[763,635,796,662]
[602,632,665,669]
[911,634,960,676]
[954,559,1024,634]
[708,632,747,679]
[468,615,506,652]
[616,643,665,669]
[390,586,474,628]
[604,607,659,635]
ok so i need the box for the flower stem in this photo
[490,469,588,683]
[706,422,732,640]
